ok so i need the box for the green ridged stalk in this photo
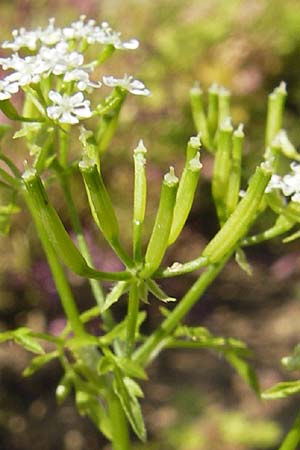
[207,83,219,144]
[22,169,130,281]
[168,152,202,245]
[203,163,272,263]
[212,117,233,224]
[190,84,211,150]
[79,156,133,268]
[140,167,178,278]
[133,140,147,262]
[265,81,287,147]
[226,124,244,216]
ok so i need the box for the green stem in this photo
[58,126,70,168]
[107,386,130,450]
[133,257,228,366]
[155,256,208,278]
[23,190,85,337]
[126,282,140,356]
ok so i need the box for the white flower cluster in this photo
[0,16,150,124]
[2,16,139,52]
[266,162,300,203]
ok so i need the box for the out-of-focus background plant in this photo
[1,1,300,449]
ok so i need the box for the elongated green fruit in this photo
[186,134,201,162]
[79,156,119,243]
[168,152,202,245]
[23,169,96,275]
[212,117,233,223]
[140,167,178,278]
[79,156,133,268]
[133,140,147,262]
[22,169,130,281]
[190,84,211,150]
[265,81,287,147]
[226,124,244,216]
[203,163,272,263]
[207,83,219,142]
[218,87,231,128]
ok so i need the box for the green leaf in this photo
[101,281,129,313]
[14,328,45,354]
[113,369,146,442]
[65,335,99,350]
[278,416,300,450]
[115,357,148,380]
[75,390,112,440]
[23,351,58,377]
[123,377,144,398]
[262,380,300,400]
[147,280,176,303]
[226,352,260,395]
[0,327,45,354]
[97,356,114,375]
[172,325,250,356]
[235,248,253,275]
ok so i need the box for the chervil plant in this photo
[0,16,300,450]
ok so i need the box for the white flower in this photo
[102,74,150,96]
[63,69,101,91]
[2,27,39,51]
[265,174,283,194]
[3,54,48,86]
[47,90,92,124]
[38,18,63,46]
[0,78,19,100]
[63,15,97,42]
[266,162,300,203]
[95,22,139,50]
[38,42,84,76]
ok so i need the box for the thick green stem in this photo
[133,258,228,366]
[107,386,130,450]
[23,190,85,337]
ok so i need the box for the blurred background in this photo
[1,0,300,449]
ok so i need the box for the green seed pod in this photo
[79,156,120,243]
[265,81,287,147]
[140,167,178,278]
[189,84,211,150]
[168,152,202,246]
[203,163,272,263]
[226,124,244,216]
[207,82,219,143]
[212,117,233,224]
[217,87,231,128]
[23,169,97,277]
[22,169,129,281]
[133,140,147,262]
